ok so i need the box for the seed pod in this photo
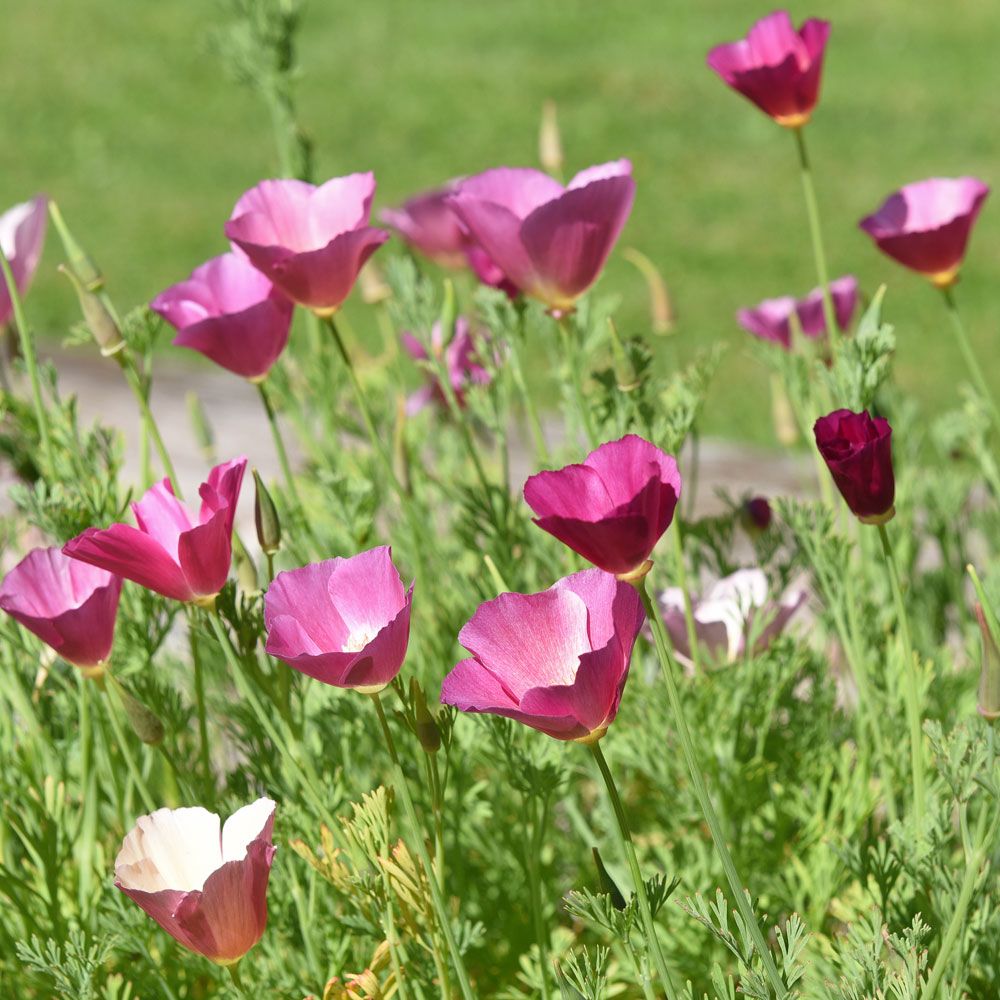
[59,264,124,356]
[410,677,441,753]
[253,469,281,556]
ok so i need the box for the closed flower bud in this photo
[740,496,772,535]
[410,677,441,753]
[253,469,282,556]
[592,847,627,910]
[975,603,1000,721]
[110,676,165,746]
[539,99,564,177]
[49,200,103,290]
[59,264,124,355]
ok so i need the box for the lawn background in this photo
[2,0,997,444]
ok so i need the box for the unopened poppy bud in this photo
[59,264,124,356]
[49,201,104,290]
[740,496,772,535]
[622,247,674,335]
[111,676,164,745]
[539,99,564,177]
[591,847,627,910]
[975,603,1000,721]
[253,469,281,556]
[410,677,441,753]
[233,536,259,595]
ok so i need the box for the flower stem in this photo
[226,960,248,996]
[508,314,549,462]
[668,522,701,673]
[941,286,1000,436]
[637,579,787,997]
[555,314,597,448]
[792,127,840,362]
[589,742,676,999]
[257,379,304,512]
[0,246,54,476]
[370,693,476,1000]
[100,676,157,814]
[876,523,926,827]
[188,618,213,804]
[524,794,552,999]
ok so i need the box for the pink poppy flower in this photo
[858,178,990,288]
[737,275,858,349]
[64,458,247,604]
[151,253,293,381]
[706,11,831,128]
[0,195,47,327]
[380,185,468,269]
[115,798,276,966]
[400,316,492,415]
[264,546,412,694]
[814,409,895,524]
[447,161,635,311]
[523,435,681,577]
[0,546,121,676]
[225,174,390,315]
[441,569,645,743]
[659,569,805,666]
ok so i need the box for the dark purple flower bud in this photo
[741,496,772,534]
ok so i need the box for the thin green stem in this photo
[226,961,248,996]
[941,286,1000,436]
[507,317,549,462]
[370,693,476,1000]
[556,315,597,448]
[792,127,840,363]
[668,522,701,673]
[0,246,54,475]
[188,619,213,803]
[638,579,787,996]
[877,523,926,827]
[257,379,304,512]
[101,678,157,814]
[590,742,676,999]
[524,795,552,1000]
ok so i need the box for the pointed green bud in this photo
[253,469,281,555]
[975,603,1000,722]
[591,847,627,910]
[110,676,164,746]
[233,534,259,595]
[58,265,124,356]
[49,201,104,291]
[411,677,441,753]
[186,391,216,463]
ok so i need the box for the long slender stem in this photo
[637,579,787,996]
[556,315,597,448]
[507,319,549,462]
[668,523,701,673]
[188,619,213,803]
[590,742,676,999]
[876,523,926,827]
[524,795,552,1000]
[0,246,54,475]
[792,128,840,363]
[370,693,476,1000]
[101,679,157,814]
[257,379,304,511]
[941,286,1000,436]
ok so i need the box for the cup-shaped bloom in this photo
[264,546,412,694]
[0,195,47,326]
[400,316,492,415]
[706,11,831,128]
[225,174,390,315]
[151,253,293,381]
[814,409,895,524]
[659,569,805,666]
[858,178,990,288]
[738,275,858,349]
[524,435,681,576]
[441,569,644,742]
[115,798,276,966]
[0,546,122,675]
[381,185,468,269]
[64,457,247,604]
[447,161,635,311]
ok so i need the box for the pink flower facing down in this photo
[0,547,122,677]
[707,11,831,128]
[380,185,469,269]
[115,798,276,966]
[400,317,492,415]
[814,409,895,524]
[738,275,858,349]
[659,569,805,666]
[447,161,635,312]
[264,546,413,694]
[64,458,247,604]
[151,253,294,381]
[441,569,645,743]
[0,195,47,327]
[225,174,390,315]
[859,178,990,288]
[524,435,681,577]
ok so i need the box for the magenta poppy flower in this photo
[380,185,468,269]
[707,11,831,128]
[264,546,412,694]
[447,161,635,311]
[738,275,858,349]
[225,174,390,315]
[814,409,895,524]
[64,457,247,604]
[659,569,806,666]
[0,195,47,327]
[151,253,293,381]
[858,178,990,288]
[0,546,122,675]
[115,798,276,966]
[523,435,681,577]
[441,569,644,743]
[400,316,492,415]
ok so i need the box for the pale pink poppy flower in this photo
[737,275,858,349]
[400,317,492,415]
[0,195,47,326]
[380,185,468,268]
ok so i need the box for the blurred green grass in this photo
[2,0,998,444]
